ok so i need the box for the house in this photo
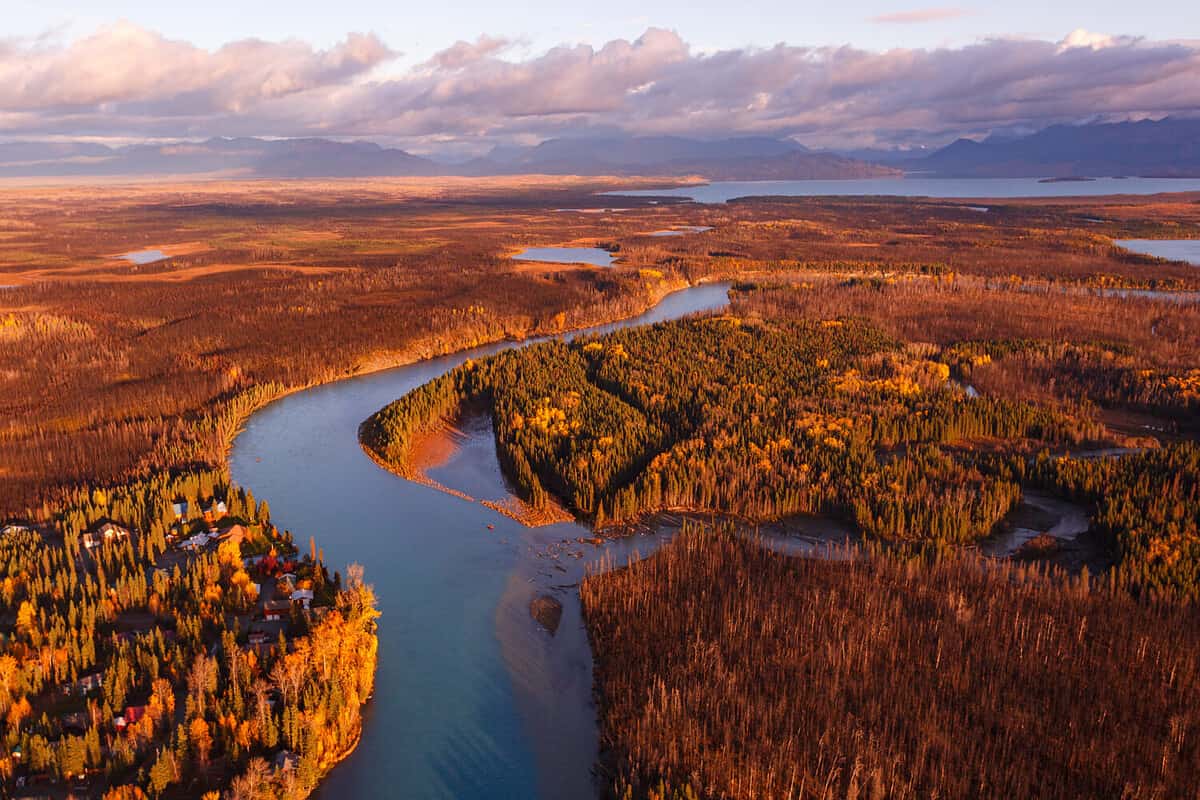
[181,532,212,552]
[69,672,103,695]
[171,501,189,522]
[273,750,300,773]
[113,705,146,732]
[83,521,131,549]
[248,631,271,646]
[2,522,32,539]
[202,499,228,523]
[290,588,314,609]
[263,600,292,622]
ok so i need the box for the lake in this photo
[1116,239,1200,265]
[647,226,712,237]
[229,283,733,800]
[511,246,617,267]
[609,177,1200,203]
[119,249,169,265]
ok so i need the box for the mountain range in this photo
[908,117,1200,178]
[0,135,895,181]
[1,118,1197,180]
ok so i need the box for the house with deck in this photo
[82,521,131,549]
[263,599,292,622]
[181,532,213,552]
[66,672,103,696]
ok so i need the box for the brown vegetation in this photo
[582,526,1200,800]
[3,179,1198,517]
[0,175,1198,799]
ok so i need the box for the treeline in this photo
[365,315,1103,544]
[733,278,1200,429]
[945,339,1200,422]
[1030,444,1200,600]
[582,526,1200,800]
[0,469,378,797]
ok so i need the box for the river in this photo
[228,279,1101,798]
[229,283,734,799]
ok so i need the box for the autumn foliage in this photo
[582,527,1200,800]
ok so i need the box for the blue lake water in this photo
[119,249,169,265]
[229,283,734,800]
[1116,239,1200,265]
[647,226,712,237]
[511,246,617,267]
[609,177,1200,203]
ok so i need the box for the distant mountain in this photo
[825,147,934,166]
[251,139,439,178]
[481,135,806,169]
[0,134,894,180]
[463,135,896,179]
[918,117,1200,178]
[0,138,440,179]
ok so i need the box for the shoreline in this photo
[217,276,713,795]
[223,275,692,460]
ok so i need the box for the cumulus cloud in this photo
[0,22,390,117]
[424,35,515,70]
[1,23,1198,149]
[1058,29,1121,51]
[869,8,969,24]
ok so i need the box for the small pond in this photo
[647,226,712,237]
[511,247,617,267]
[119,249,169,265]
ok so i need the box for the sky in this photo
[3,1,1199,154]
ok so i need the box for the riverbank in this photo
[229,281,737,799]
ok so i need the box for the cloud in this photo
[1,23,1199,150]
[0,22,391,114]
[424,35,514,70]
[1058,29,1120,51]
[869,8,969,24]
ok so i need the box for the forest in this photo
[364,302,1198,599]
[581,525,1200,800]
[0,470,378,797]
[3,180,1199,518]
